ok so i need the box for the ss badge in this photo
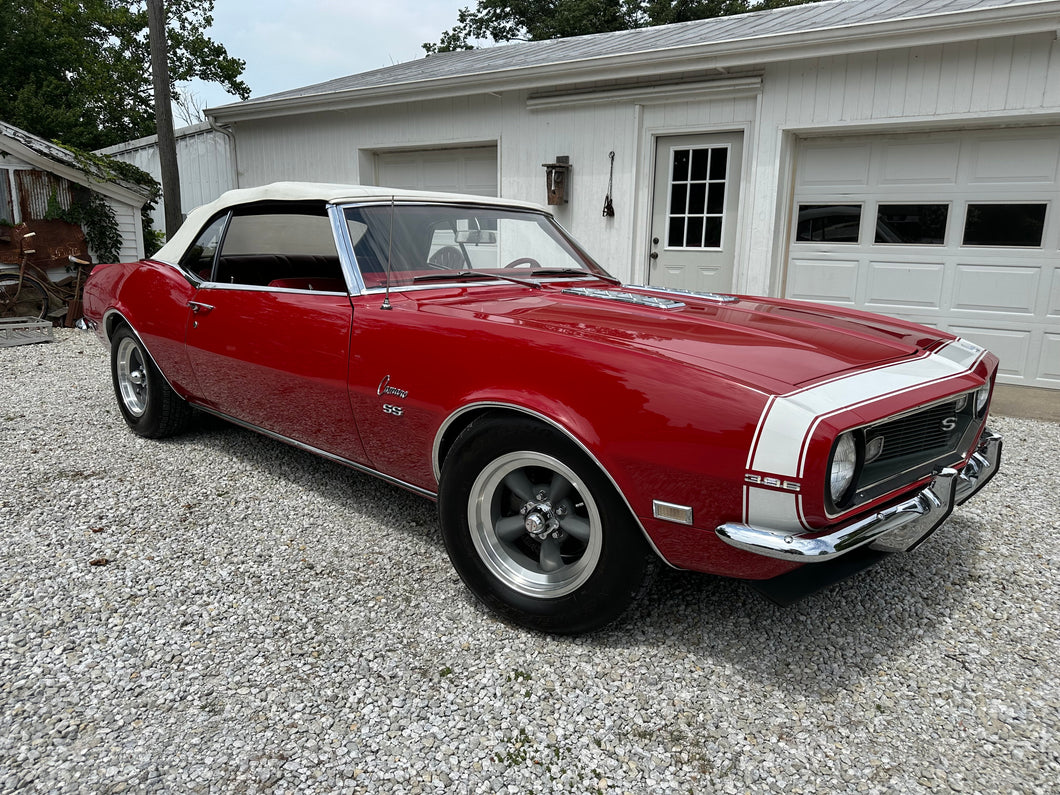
[382,403,404,417]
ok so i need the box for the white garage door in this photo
[374,146,497,197]
[786,128,1060,389]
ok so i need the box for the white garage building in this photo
[203,0,1060,390]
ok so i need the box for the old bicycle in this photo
[0,231,92,323]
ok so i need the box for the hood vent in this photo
[627,285,739,304]
[562,287,685,309]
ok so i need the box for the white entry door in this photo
[648,132,743,292]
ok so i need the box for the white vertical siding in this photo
[101,123,235,233]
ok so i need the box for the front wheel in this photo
[110,325,192,438]
[439,416,651,634]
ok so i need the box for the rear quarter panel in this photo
[84,260,199,398]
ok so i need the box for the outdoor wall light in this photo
[542,156,571,205]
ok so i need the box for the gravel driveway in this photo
[2,330,1058,794]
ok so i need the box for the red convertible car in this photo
[83,183,1001,633]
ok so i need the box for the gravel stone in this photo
[1,330,1058,793]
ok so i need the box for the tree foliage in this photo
[424,0,825,52]
[0,0,249,150]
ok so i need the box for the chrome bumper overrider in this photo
[716,429,1002,562]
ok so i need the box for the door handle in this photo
[187,301,214,315]
[649,252,659,260]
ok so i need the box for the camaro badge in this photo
[377,374,409,399]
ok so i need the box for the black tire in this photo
[0,274,49,319]
[438,415,651,634]
[110,325,192,438]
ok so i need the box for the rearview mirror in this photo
[454,230,496,245]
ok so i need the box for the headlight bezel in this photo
[974,383,992,416]
[827,430,863,512]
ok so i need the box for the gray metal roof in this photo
[221,0,1055,110]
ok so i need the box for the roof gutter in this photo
[207,2,1060,123]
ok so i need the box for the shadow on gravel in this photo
[159,413,442,548]
[596,512,983,694]
[149,412,984,695]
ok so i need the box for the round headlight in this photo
[829,432,858,505]
[975,384,991,415]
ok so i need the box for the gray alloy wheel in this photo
[467,450,603,599]
[115,335,149,417]
[438,415,651,634]
[109,324,192,438]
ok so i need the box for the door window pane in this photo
[667,145,729,250]
[670,183,687,214]
[963,204,1047,247]
[686,217,704,248]
[796,204,862,243]
[180,214,228,278]
[704,218,722,249]
[709,149,728,181]
[667,217,686,248]
[690,149,710,181]
[875,204,948,245]
[688,183,706,215]
[672,150,690,182]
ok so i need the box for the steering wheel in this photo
[427,246,465,270]
[503,257,540,269]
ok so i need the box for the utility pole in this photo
[147,0,183,238]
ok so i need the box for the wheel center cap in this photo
[521,500,561,540]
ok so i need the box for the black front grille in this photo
[868,401,960,462]
[845,394,981,509]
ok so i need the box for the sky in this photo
[186,0,479,114]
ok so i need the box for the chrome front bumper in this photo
[716,429,1002,563]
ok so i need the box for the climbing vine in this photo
[49,143,163,260]
[46,188,123,264]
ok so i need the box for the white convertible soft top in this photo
[152,182,548,265]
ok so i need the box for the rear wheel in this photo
[110,325,192,438]
[0,274,48,319]
[439,415,651,633]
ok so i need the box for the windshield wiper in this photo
[412,270,541,289]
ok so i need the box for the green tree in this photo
[424,0,825,53]
[0,0,249,150]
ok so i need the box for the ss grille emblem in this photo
[941,417,957,432]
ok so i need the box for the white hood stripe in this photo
[742,339,986,533]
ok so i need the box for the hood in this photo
[420,284,948,392]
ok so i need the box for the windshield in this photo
[342,203,611,289]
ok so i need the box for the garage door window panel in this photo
[962,203,1048,248]
[795,204,863,243]
[875,204,949,245]
[666,146,729,250]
